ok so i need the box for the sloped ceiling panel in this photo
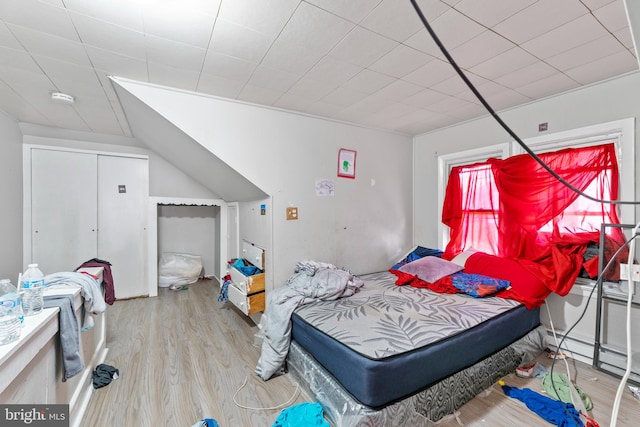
[111,78,267,202]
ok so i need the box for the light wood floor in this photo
[82,279,640,426]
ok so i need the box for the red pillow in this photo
[463,252,550,309]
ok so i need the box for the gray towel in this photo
[44,294,84,381]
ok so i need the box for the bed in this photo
[284,268,547,426]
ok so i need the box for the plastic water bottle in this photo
[0,279,22,345]
[21,264,44,316]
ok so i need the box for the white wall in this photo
[0,113,24,280]
[413,71,640,247]
[114,80,414,288]
[157,205,218,277]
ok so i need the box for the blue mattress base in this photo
[291,304,540,408]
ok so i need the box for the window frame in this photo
[437,118,635,251]
[437,143,509,250]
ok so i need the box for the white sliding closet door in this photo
[31,149,98,274]
[98,155,148,299]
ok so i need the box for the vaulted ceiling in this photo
[0,0,637,137]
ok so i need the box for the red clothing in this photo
[76,259,115,305]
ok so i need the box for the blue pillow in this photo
[449,272,510,297]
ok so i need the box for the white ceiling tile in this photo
[515,73,579,99]
[455,80,509,104]
[448,30,515,68]
[495,62,559,89]
[341,68,395,94]
[305,56,364,85]
[431,73,488,96]
[110,99,132,137]
[287,77,337,101]
[85,46,149,82]
[278,2,354,52]
[581,0,616,10]
[7,25,91,67]
[142,5,216,48]
[37,102,91,131]
[32,55,105,98]
[0,21,23,50]
[564,50,638,84]
[341,94,391,115]
[39,0,64,6]
[370,102,419,120]
[197,73,246,99]
[202,51,257,83]
[426,95,480,115]
[170,0,223,15]
[273,93,315,111]
[145,35,207,71]
[298,101,344,118]
[440,0,462,6]
[64,0,144,32]
[483,89,532,111]
[369,44,432,78]
[401,88,448,108]
[95,71,121,102]
[218,0,300,38]
[593,0,629,32]
[374,79,424,102]
[0,47,41,72]
[248,65,300,92]
[209,19,274,64]
[305,0,382,23]
[329,26,398,67]
[402,29,445,60]
[0,0,80,41]
[614,27,634,50]
[321,86,370,107]
[469,47,539,80]
[147,62,200,92]
[73,96,122,134]
[521,14,609,60]
[0,80,50,123]
[545,35,626,71]
[237,84,282,105]
[261,38,324,75]
[70,12,146,60]
[360,0,436,42]
[426,8,487,50]
[402,58,455,87]
[493,0,588,44]
[454,0,535,27]
[0,64,51,89]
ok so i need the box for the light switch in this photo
[286,207,298,220]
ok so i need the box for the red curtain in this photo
[443,143,623,296]
[442,162,500,256]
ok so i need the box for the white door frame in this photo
[148,197,228,297]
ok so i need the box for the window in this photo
[444,142,621,258]
[443,161,500,255]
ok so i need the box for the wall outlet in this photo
[286,207,298,220]
[620,263,640,283]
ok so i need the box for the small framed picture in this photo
[337,148,357,179]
